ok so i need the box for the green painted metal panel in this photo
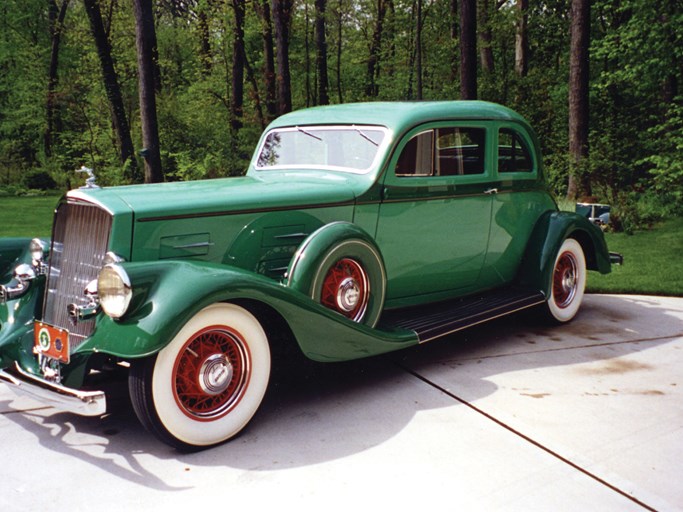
[72,260,418,363]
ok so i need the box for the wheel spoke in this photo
[172,326,249,420]
[320,258,369,322]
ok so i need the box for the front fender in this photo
[74,260,416,362]
[517,211,611,295]
[0,238,47,370]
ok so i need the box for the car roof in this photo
[266,101,531,135]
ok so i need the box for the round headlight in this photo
[98,264,132,319]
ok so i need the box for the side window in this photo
[396,130,434,176]
[436,127,485,175]
[396,127,486,177]
[498,129,533,173]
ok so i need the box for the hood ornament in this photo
[76,166,100,189]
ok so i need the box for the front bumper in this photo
[0,363,106,417]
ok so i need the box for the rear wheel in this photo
[129,303,270,450]
[543,238,586,323]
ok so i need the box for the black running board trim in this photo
[380,288,546,343]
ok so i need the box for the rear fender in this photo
[517,211,611,296]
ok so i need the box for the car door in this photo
[375,123,495,306]
[477,124,557,289]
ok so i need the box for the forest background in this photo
[0,0,681,233]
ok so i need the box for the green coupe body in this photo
[0,101,617,449]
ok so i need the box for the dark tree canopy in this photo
[0,0,681,227]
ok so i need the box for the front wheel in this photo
[129,303,271,450]
[543,238,586,323]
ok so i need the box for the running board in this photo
[380,288,546,343]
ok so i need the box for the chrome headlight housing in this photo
[97,264,132,319]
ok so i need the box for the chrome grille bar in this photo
[43,200,112,350]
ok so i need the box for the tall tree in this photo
[272,0,294,114]
[478,0,494,74]
[133,0,164,183]
[450,0,458,81]
[315,0,329,105]
[230,0,245,132]
[83,0,138,180]
[255,0,277,120]
[415,0,423,99]
[460,0,477,99]
[567,0,590,199]
[366,0,387,97]
[335,0,344,103]
[45,0,70,158]
[514,0,528,77]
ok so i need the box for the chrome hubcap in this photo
[199,354,234,396]
[337,277,361,312]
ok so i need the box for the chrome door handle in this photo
[484,188,498,195]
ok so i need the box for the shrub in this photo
[22,170,57,191]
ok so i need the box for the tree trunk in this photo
[514,0,528,77]
[45,0,69,158]
[230,0,245,133]
[336,0,344,103]
[305,2,312,106]
[84,0,139,181]
[366,0,387,98]
[415,0,423,99]
[567,0,590,200]
[450,0,458,82]
[315,0,329,105]
[460,0,477,99]
[478,0,494,74]
[198,9,211,74]
[272,0,293,114]
[132,0,163,183]
[255,0,277,120]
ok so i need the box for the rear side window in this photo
[498,129,533,173]
[396,127,486,177]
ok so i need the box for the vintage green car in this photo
[0,101,621,449]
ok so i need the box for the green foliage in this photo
[0,0,680,234]
[22,170,57,190]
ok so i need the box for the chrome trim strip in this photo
[0,363,106,417]
[66,189,115,216]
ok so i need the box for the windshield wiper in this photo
[297,126,322,141]
[354,127,379,146]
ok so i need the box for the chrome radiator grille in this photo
[43,200,112,349]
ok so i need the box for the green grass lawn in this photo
[1,195,681,296]
[587,216,683,297]
[0,194,60,237]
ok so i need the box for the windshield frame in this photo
[252,124,392,175]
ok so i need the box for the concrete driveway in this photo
[1,294,682,511]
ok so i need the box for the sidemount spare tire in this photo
[286,222,386,328]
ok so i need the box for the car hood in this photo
[68,170,361,219]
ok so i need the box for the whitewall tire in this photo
[544,238,586,323]
[129,303,271,450]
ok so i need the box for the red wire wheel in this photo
[552,251,579,309]
[172,326,250,421]
[320,258,370,322]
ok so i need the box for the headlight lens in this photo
[98,264,132,319]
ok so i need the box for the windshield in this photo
[255,125,388,173]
